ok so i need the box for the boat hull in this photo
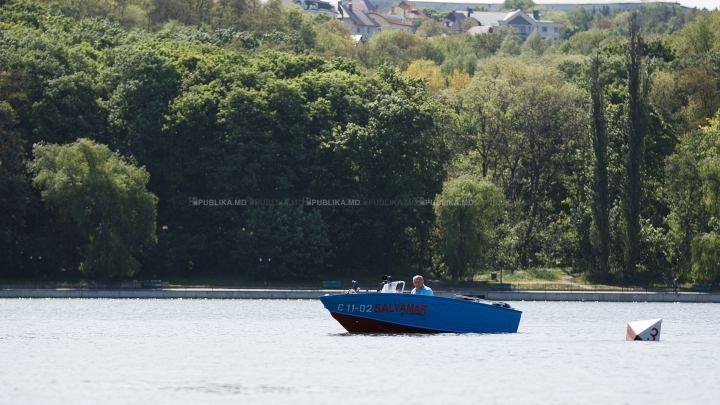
[319,293,521,334]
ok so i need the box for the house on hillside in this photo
[389,0,430,22]
[443,11,467,34]
[368,12,415,33]
[345,0,378,15]
[453,9,562,42]
[337,1,381,41]
[499,9,562,42]
[460,9,506,28]
[336,0,418,41]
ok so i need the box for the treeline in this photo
[0,0,443,281]
[2,0,720,286]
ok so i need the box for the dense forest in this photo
[1,0,720,286]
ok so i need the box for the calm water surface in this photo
[1,298,718,404]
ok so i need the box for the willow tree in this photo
[30,139,158,280]
[691,233,720,284]
[688,114,720,284]
[435,175,503,283]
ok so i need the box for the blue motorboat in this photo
[319,279,522,333]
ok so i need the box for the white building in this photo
[499,9,562,41]
[337,1,382,41]
[451,9,562,41]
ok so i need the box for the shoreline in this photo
[1,288,718,302]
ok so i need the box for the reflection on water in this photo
[0,298,718,404]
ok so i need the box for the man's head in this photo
[412,275,424,291]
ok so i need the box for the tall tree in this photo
[514,73,587,267]
[460,74,515,180]
[622,12,650,278]
[435,175,503,283]
[0,100,29,275]
[675,14,715,56]
[567,5,592,31]
[30,139,158,280]
[589,54,610,279]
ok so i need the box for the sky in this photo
[679,0,718,9]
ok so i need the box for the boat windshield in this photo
[380,281,405,293]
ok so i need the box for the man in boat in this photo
[411,275,433,296]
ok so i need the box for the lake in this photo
[0,298,718,404]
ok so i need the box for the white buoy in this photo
[626,318,662,341]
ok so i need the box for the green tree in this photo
[521,30,549,56]
[677,64,720,130]
[567,5,592,32]
[29,139,158,280]
[498,34,522,56]
[666,111,720,283]
[513,71,588,267]
[359,30,436,70]
[459,69,517,179]
[557,28,609,55]
[416,19,449,38]
[211,0,251,29]
[664,134,705,281]
[622,12,650,278]
[332,66,445,273]
[589,55,610,280]
[449,59,588,270]
[419,8,447,23]
[435,175,503,283]
[0,100,29,275]
[471,31,502,56]
[31,0,151,28]
[674,14,715,56]
[286,4,316,49]
[314,19,355,58]
[691,233,720,284]
[649,70,683,133]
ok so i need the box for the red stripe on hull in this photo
[330,312,443,334]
